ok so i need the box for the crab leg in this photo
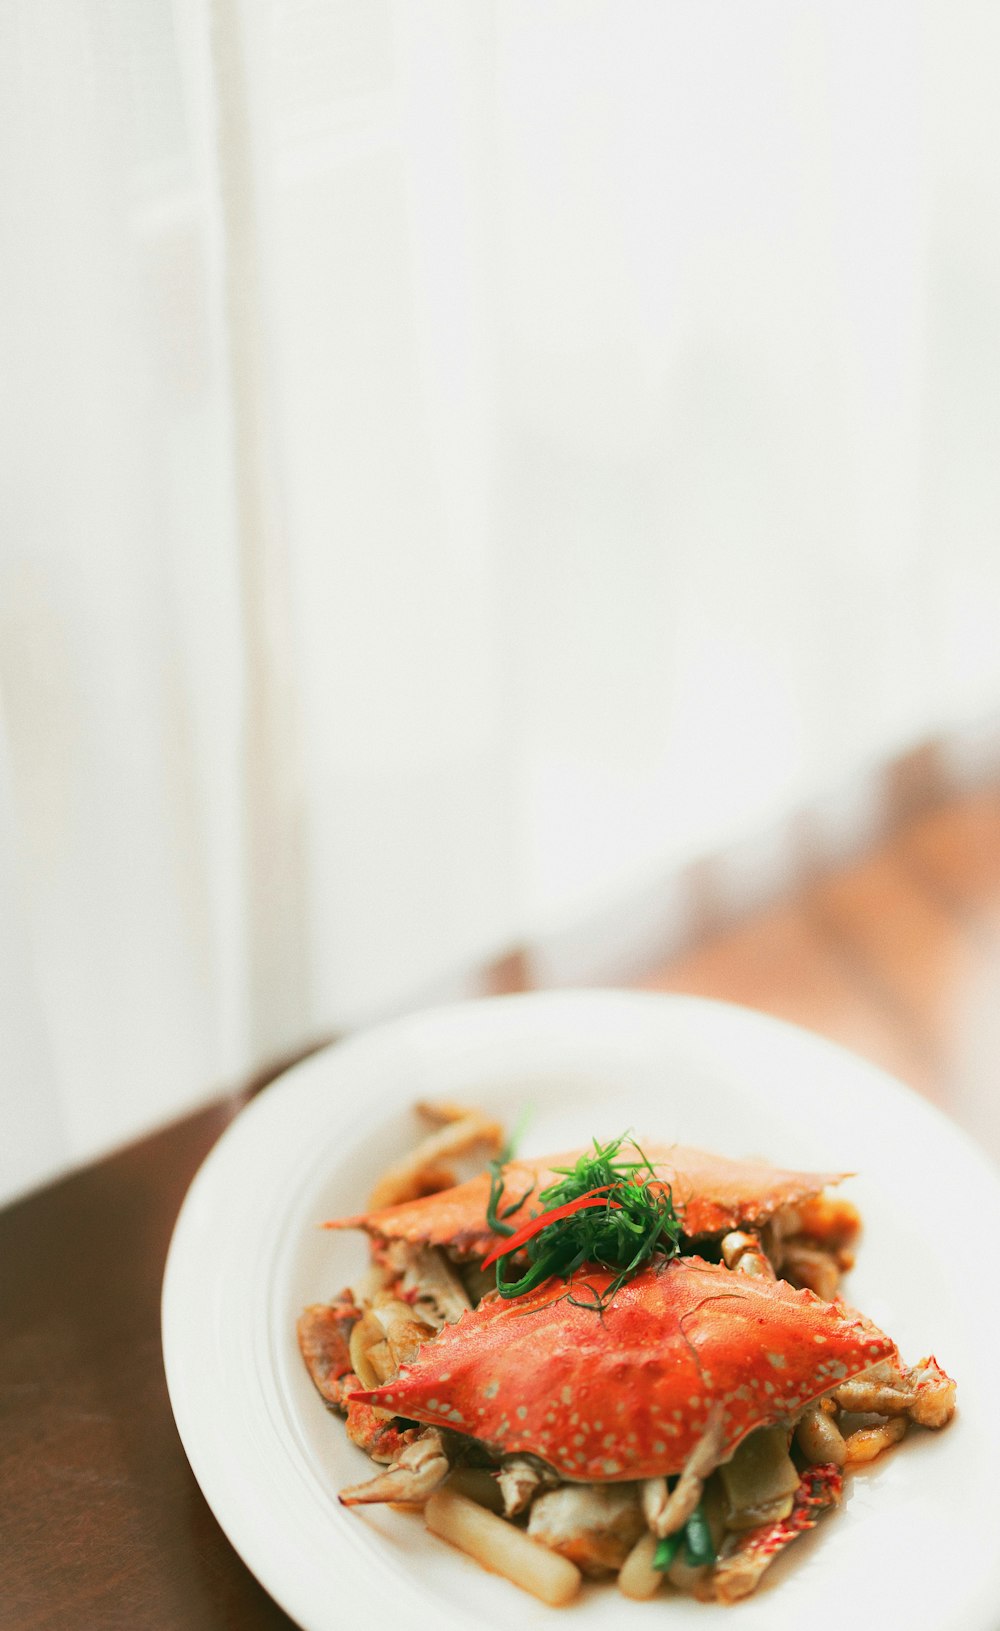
[832,1355,956,1427]
[832,1366,914,1415]
[384,1242,472,1328]
[297,1298,359,1408]
[344,1400,418,1463]
[713,1464,843,1603]
[907,1356,958,1427]
[497,1454,561,1517]
[641,1408,726,1537]
[340,1427,451,1506]
[348,1292,436,1390]
[720,1230,775,1279]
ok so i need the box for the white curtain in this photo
[2,0,1000,1204]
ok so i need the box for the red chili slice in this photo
[481,1185,624,1269]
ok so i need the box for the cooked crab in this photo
[308,1257,954,1600]
[325,1141,860,1299]
[301,1115,956,1606]
[351,1258,900,1484]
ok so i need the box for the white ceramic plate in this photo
[163,991,1000,1631]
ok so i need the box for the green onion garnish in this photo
[481,1132,680,1308]
[652,1502,716,1574]
[681,1501,716,1568]
[485,1110,535,1237]
[653,1530,684,1572]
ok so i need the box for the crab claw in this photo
[325,1144,848,1260]
[350,1257,897,1484]
[297,1298,359,1407]
[713,1463,843,1602]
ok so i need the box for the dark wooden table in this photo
[1,1097,298,1631]
[4,785,999,1630]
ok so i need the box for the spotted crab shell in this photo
[352,1257,895,1483]
[326,1144,847,1258]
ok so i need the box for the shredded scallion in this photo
[484,1132,680,1308]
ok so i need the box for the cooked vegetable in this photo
[796,1400,847,1466]
[653,1530,684,1572]
[444,1466,505,1513]
[681,1501,716,1568]
[618,1532,664,1600]
[719,1427,800,1531]
[425,1488,582,1607]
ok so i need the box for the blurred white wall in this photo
[2,0,1000,1201]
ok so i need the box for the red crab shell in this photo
[326,1144,847,1258]
[352,1257,895,1483]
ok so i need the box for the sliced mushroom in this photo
[795,1400,847,1467]
[719,1426,800,1531]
